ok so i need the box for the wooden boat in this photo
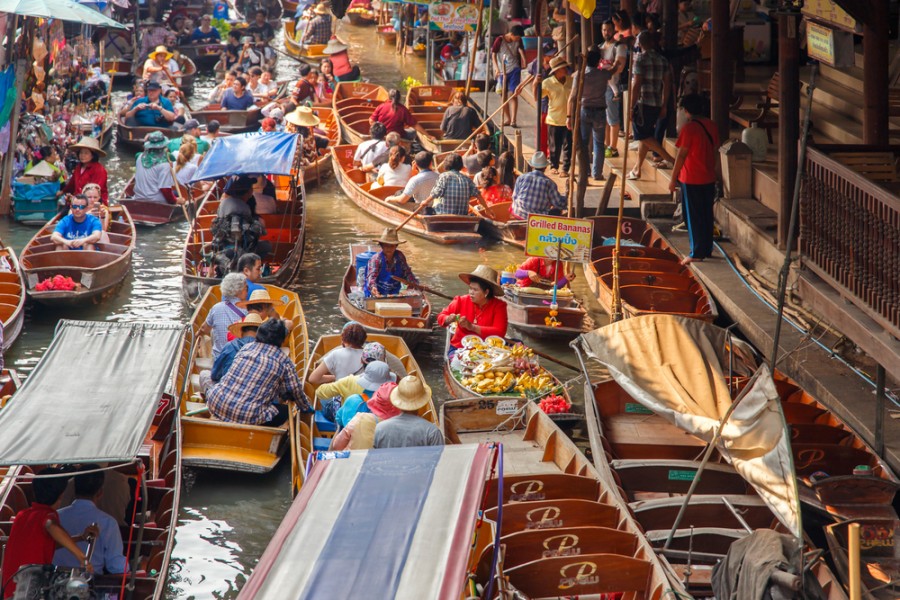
[115,177,197,227]
[376,25,397,44]
[472,201,527,247]
[434,70,486,91]
[176,284,311,475]
[331,144,482,244]
[301,106,338,187]
[283,20,331,65]
[0,243,25,351]
[174,42,223,69]
[135,54,198,96]
[181,180,306,306]
[332,81,389,145]
[0,321,183,600]
[20,205,136,306]
[584,215,718,321]
[337,244,434,348]
[116,115,181,152]
[503,285,587,339]
[826,518,900,600]
[191,103,263,134]
[346,8,376,25]
[406,85,469,154]
[444,399,687,599]
[70,113,115,149]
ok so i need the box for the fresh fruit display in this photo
[35,275,76,291]
[461,370,515,393]
[515,372,554,395]
[539,394,571,414]
[452,337,558,398]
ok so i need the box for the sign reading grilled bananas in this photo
[525,215,593,263]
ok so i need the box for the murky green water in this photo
[4,20,608,598]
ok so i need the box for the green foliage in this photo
[398,76,423,95]
[211,18,231,38]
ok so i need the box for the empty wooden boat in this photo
[331,144,482,244]
[0,243,25,351]
[191,103,263,134]
[0,320,184,600]
[583,215,718,321]
[176,284,311,475]
[503,285,586,339]
[444,399,687,599]
[406,85,466,154]
[135,54,198,96]
[337,244,434,348]
[116,115,181,152]
[332,82,389,145]
[20,205,136,306]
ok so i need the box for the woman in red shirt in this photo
[369,89,426,138]
[60,136,109,204]
[437,265,508,350]
[669,93,720,265]
[514,256,574,288]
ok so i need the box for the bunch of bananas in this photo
[509,344,534,358]
[514,372,554,395]
[503,264,518,273]
[462,371,515,394]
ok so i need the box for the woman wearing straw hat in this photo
[59,136,108,204]
[285,107,328,166]
[373,376,443,448]
[364,227,419,298]
[437,265,508,351]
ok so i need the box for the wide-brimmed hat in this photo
[69,136,107,158]
[528,151,550,169]
[25,160,59,179]
[549,56,570,73]
[227,312,264,337]
[237,288,284,309]
[389,375,432,411]
[152,45,173,60]
[314,3,330,15]
[357,360,395,391]
[372,227,405,246]
[143,131,169,150]
[368,382,401,420]
[285,106,320,127]
[459,264,504,298]
[322,38,349,54]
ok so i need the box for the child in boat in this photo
[1,468,97,598]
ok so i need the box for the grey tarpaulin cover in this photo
[0,320,185,465]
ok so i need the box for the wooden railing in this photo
[800,146,900,336]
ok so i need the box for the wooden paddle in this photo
[394,200,431,232]
[392,276,453,300]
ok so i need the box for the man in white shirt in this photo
[387,151,438,204]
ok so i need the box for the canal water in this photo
[3,20,608,597]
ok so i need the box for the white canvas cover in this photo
[576,314,801,538]
[0,320,185,465]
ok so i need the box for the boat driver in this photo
[365,227,419,298]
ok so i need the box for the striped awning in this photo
[239,444,494,600]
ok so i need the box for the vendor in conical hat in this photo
[437,264,508,350]
[364,227,419,298]
[59,136,108,204]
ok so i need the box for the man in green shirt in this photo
[166,119,210,157]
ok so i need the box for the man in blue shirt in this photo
[51,195,103,251]
[511,151,568,218]
[238,252,265,296]
[123,81,176,127]
[221,76,258,111]
[54,467,128,575]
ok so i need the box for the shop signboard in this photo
[524,215,593,263]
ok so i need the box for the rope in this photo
[484,443,504,600]
[120,461,144,599]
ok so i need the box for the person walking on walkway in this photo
[628,31,675,180]
[599,19,627,158]
[540,56,572,176]
[569,49,611,181]
[668,94,720,265]
[491,25,526,128]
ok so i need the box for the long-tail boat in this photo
[134,54,198,96]
[337,244,434,348]
[115,115,181,152]
[176,284,311,476]
[574,315,857,597]
[181,132,307,305]
[503,285,587,339]
[331,144,482,244]
[116,176,199,227]
[0,320,184,600]
[332,82,389,144]
[405,85,464,153]
[191,103,263,134]
[583,215,718,321]
[283,20,331,65]
[0,242,25,350]
[20,205,136,306]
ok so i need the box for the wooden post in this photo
[875,364,886,458]
[848,522,861,600]
[464,0,485,97]
[777,10,800,249]
[863,0,889,145]
[710,0,732,141]
[662,0,678,52]
[565,6,574,66]
[0,59,27,215]
[574,16,589,218]
[534,0,544,154]
[483,5,493,113]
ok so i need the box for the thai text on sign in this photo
[525,215,593,263]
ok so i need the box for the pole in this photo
[464,0,485,97]
[425,26,433,85]
[0,58,27,215]
[875,364,886,458]
[611,48,635,322]
[567,50,585,217]
[533,0,545,154]
[574,15,589,218]
[848,522,861,600]
[482,3,493,118]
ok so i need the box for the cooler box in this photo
[373,302,412,318]
[356,250,377,290]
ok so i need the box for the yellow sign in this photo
[806,22,835,65]
[525,215,593,263]
[802,0,858,32]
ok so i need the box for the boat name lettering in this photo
[526,519,563,529]
[542,547,581,558]
[624,402,653,415]
[525,506,562,529]
[510,480,545,502]
[477,400,496,410]
[528,218,592,235]
[558,562,599,590]
[794,448,826,470]
[542,533,581,558]
[668,469,697,481]
[859,524,895,550]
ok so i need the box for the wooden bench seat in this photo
[729,72,780,143]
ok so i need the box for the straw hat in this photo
[24,160,59,179]
[227,312,264,337]
[528,151,550,169]
[322,38,349,55]
[285,106,320,127]
[389,375,432,411]
[152,45,173,60]
[237,288,284,309]
[548,56,570,73]
[372,227,406,246]
[357,361,396,391]
[69,135,107,158]
[314,3,330,15]
[459,264,504,298]
[143,131,169,151]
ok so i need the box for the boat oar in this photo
[394,200,431,232]
[391,276,453,300]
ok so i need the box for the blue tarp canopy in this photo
[190,132,299,182]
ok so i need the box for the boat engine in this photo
[11,564,95,600]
